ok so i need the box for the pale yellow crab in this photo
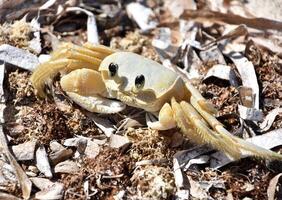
[30,42,282,160]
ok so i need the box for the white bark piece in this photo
[30,177,56,190]
[84,140,100,159]
[35,182,64,200]
[54,160,79,174]
[173,157,190,200]
[238,105,264,122]
[126,3,158,31]
[11,140,37,161]
[109,134,130,149]
[0,44,39,71]
[36,145,52,178]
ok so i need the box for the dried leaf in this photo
[49,141,73,165]
[173,157,190,200]
[54,160,79,174]
[109,134,130,149]
[84,140,100,159]
[187,176,208,199]
[267,173,282,200]
[260,108,282,132]
[36,145,52,178]
[165,0,196,18]
[229,53,259,109]
[204,64,238,86]
[11,140,37,161]
[126,3,158,31]
[0,44,39,71]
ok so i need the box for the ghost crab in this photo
[31,42,282,160]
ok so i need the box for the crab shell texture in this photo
[99,52,188,113]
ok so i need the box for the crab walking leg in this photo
[30,59,101,97]
[147,103,176,130]
[172,98,241,159]
[52,43,113,62]
[60,68,126,114]
[190,96,282,160]
[83,42,116,55]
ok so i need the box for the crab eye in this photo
[135,74,145,89]
[109,63,118,76]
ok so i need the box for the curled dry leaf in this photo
[229,52,259,109]
[204,64,238,86]
[64,137,88,154]
[66,7,99,44]
[260,108,282,132]
[267,173,282,200]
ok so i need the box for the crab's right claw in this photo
[60,68,126,114]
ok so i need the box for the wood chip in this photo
[49,141,73,165]
[54,160,79,174]
[11,140,37,161]
[36,145,52,178]
[109,134,130,149]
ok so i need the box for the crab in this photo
[30,42,282,160]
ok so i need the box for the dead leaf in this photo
[0,44,39,71]
[267,173,282,200]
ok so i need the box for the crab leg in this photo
[30,43,115,97]
[189,96,282,160]
[172,98,241,159]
